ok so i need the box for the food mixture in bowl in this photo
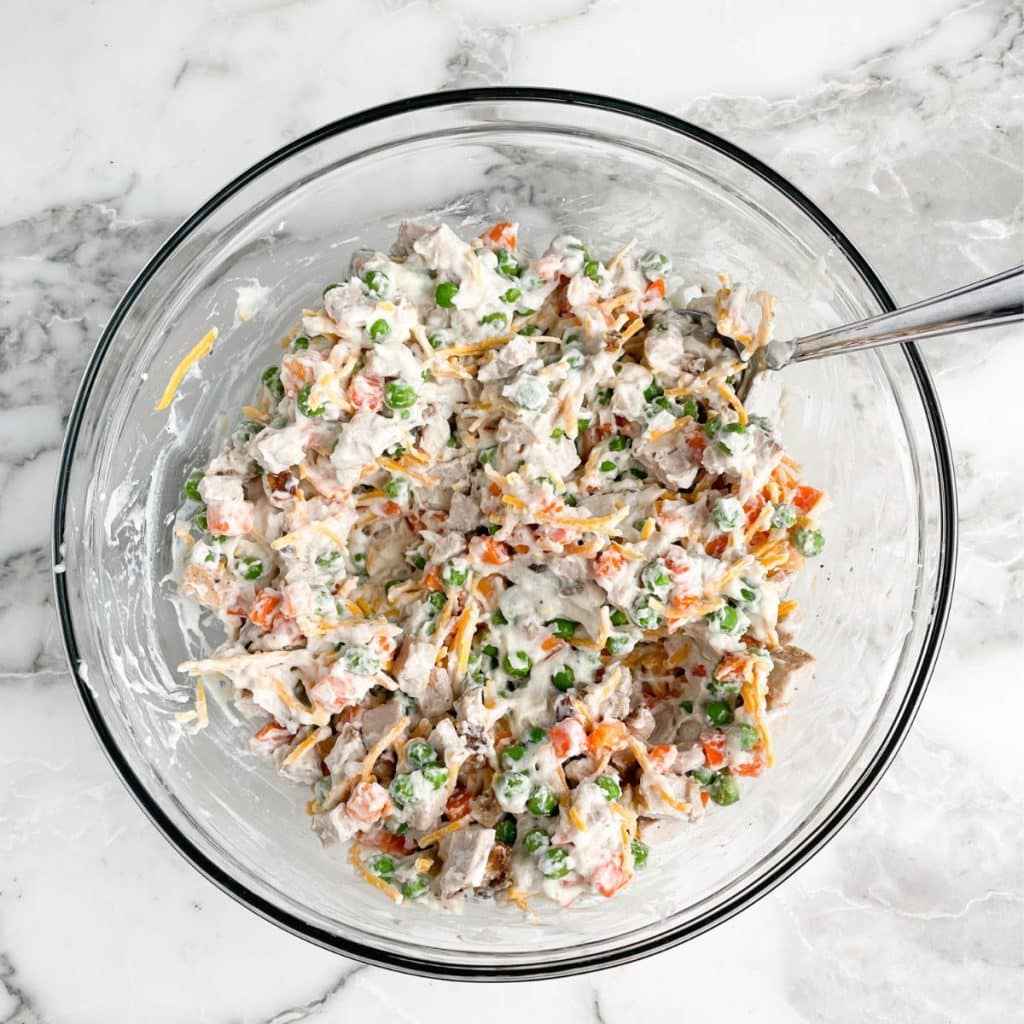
[174,221,826,910]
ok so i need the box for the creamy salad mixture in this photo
[174,221,824,910]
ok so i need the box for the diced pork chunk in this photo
[439,825,496,898]
[767,645,816,708]
[360,699,407,749]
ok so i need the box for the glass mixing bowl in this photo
[53,89,956,979]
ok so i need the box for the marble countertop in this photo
[2,0,1022,1020]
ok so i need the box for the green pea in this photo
[595,775,621,801]
[706,603,741,633]
[491,608,508,626]
[641,560,672,597]
[523,828,550,853]
[712,498,744,531]
[441,560,469,587]
[478,445,498,466]
[369,318,390,341]
[236,419,264,442]
[716,422,750,456]
[296,384,325,418]
[631,839,650,868]
[629,467,648,480]
[408,551,427,571]
[370,854,395,879]
[427,331,446,349]
[480,311,508,328]
[793,527,825,557]
[495,249,521,279]
[390,773,418,808]
[705,700,734,726]
[518,325,540,336]
[691,767,716,786]
[322,282,342,299]
[552,667,575,692]
[315,551,341,569]
[501,287,521,303]
[733,723,761,750]
[501,743,527,769]
[363,269,389,296]
[527,785,558,817]
[343,646,381,675]
[384,381,417,410]
[680,398,699,419]
[400,876,429,900]
[707,674,740,699]
[608,435,630,452]
[495,817,518,845]
[235,556,264,581]
[547,618,578,640]
[425,591,446,614]
[599,460,617,473]
[771,503,798,529]
[598,388,613,406]
[385,476,409,501]
[551,427,565,439]
[639,250,671,279]
[525,726,546,744]
[643,382,663,402]
[583,260,601,282]
[183,470,203,502]
[194,509,209,533]
[435,281,459,307]
[605,634,635,656]
[384,443,406,458]
[609,608,629,627]
[564,493,579,507]
[680,699,694,713]
[577,417,592,433]
[422,764,448,790]
[538,847,570,878]
[494,771,529,803]
[710,771,741,806]
[631,601,662,630]
[384,818,409,836]
[482,643,499,659]
[503,651,532,679]
[291,335,310,351]
[261,366,284,400]
[406,738,437,767]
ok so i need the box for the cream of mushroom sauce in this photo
[175,221,826,909]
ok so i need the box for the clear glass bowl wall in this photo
[55,93,954,978]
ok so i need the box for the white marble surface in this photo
[2,0,1022,1020]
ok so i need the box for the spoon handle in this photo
[765,266,1024,369]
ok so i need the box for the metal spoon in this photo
[686,266,1024,400]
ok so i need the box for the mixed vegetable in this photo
[174,221,824,909]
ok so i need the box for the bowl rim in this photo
[51,86,957,980]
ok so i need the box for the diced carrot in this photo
[715,653,748,682]
[485,221,517,248]
[445,788,473,821]
[686,432,707,456]
[250,721,294,751]
[477,573,501,600]
[734,751,766,777]
[591,858,630,898]
[705,535,728,558]
[366,829,409,855]
[700,729,727,767]
[587,720,629,758]
[513,543,530,554]
[421,565,443,592]
[346,780,392,824]
[792,484,824,514]
[249,589,281,629]
[691,664,707,677]
[594,547,626,586]
[383,501,402,516]
[540,635,564,654]
[488,483,501,497]
[479,537,510,565]
[744,494,766,524]
[549,718,587,760]
[700,791,710,807]
[648,744,677,773]
[644,278,666,300]
[671,594,701,614]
